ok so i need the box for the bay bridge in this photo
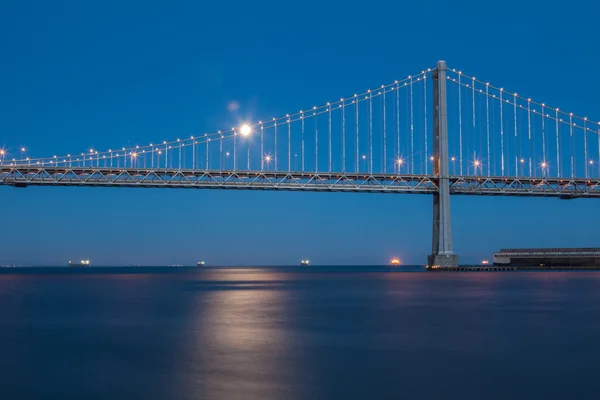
[2,61,599,267]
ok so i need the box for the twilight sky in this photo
[1,0,599,266]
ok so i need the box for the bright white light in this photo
[240,124,252,137]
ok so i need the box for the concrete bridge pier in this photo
[428,60,458,269]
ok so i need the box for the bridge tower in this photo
[428,60,459,268]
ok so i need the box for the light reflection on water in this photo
[1,268,600,399]
[186,276,296,400]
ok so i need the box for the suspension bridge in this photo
[2,61,599,267]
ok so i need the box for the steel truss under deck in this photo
[1,167,600,197]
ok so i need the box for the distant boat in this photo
[69,260,90,267]
[197,261,205,266]
[301,260,310,266]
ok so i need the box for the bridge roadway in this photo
[1,166,600,198]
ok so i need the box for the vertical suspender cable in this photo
[233,130,237,170]
[410,77,414,174]
[471,77,475,173]
[528,100,532,176]
[314,111,318,172]
[486,84,490,176]
[554,108,560,177]
[584,119,588,178]
[301,113,305,172]
[369,91,373,173]
[396,81,400,159]
[342,100,345,173]
[500,89,504,176]
[556,110,560,177]
[458,73,463,175]
[383,89,387,173]
[570,114,574,178]
[355,96,359,172]
[424,75,427,174]
[514,94,517,176]
[542,105,546,163]
[328,104,332,173]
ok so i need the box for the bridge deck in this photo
[1,167,600,197]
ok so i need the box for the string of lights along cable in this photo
[445,69,600,180]
[2,64,600,189]
[0,71,434,177]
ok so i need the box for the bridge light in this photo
[240,124,252,137]
[520,159,525,163]
[451,157,456,162]
[0,149,4,155]
[430,156,434,161]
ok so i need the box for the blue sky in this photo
[1,0,599,266]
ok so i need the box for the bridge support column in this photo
[428,60,458,269]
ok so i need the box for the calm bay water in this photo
[1,267,600,399]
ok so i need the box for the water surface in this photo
[1,267,599,399]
